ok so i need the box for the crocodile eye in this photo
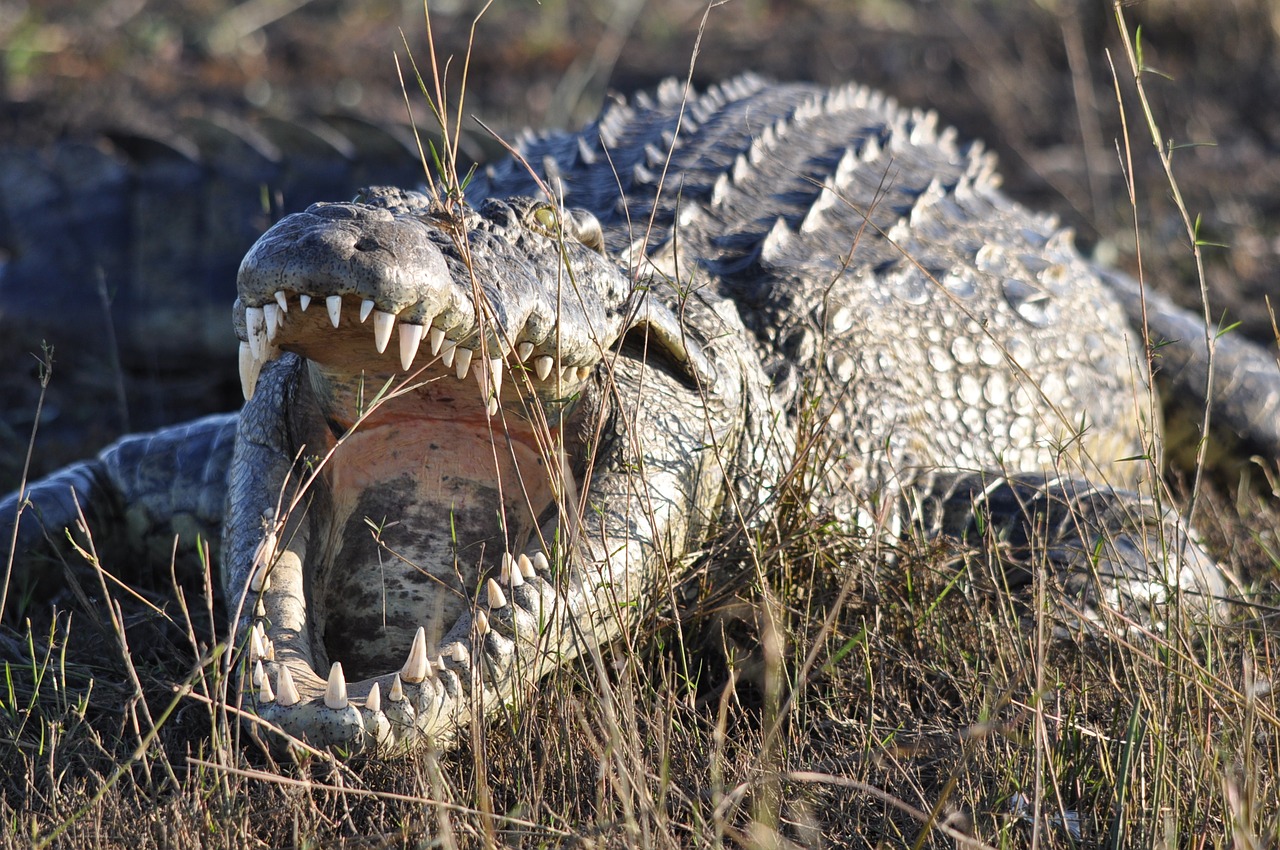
[532,205,559,232]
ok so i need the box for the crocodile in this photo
[4,75,1279,753]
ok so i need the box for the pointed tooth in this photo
[276,665,300,707]
[455,346,473,380]
[324,662,349,709]
[486,578,507,609]
[263,303,280,342]
[401,626,429,683]
[249,627,265,662]
[238,342,262,400]
[249,563,271,593]
[517,341,534,362]
[274,290,289,313]
[326,295,342,327]
[299,294,312,311]
[246,306,266,359]
[258,668,275,703]
[510,561,525,587]
[372,310,395,353]
[435,654,448,672]
[399,323,424,370]
[429,327,446,355]
[487,397,499,417]
[263,638,275,662]
[252,660,265,687]
[359,299,375,323]
[577,365,593,382]
[518,553,535,579]
[532,551,549,572]
[500,553,515,582]
[449,644,467,664]
[441,338,457,367]
[365,682,382,714]
[388,673,405,702]
[533,355,554,381]
[474,609,490,635]
[489,358,503,397]
[254,598,267,618]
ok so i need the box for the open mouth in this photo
[229,195,618,750]
[225,189,720,752]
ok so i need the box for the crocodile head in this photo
[227,187,740,752]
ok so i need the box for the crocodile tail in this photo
[1099,267,1280,470]
[0,413,238,620]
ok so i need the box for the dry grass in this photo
[3,1,1280,848]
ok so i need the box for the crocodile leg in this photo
[907,471,1230,632]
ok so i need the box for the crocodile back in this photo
[470,76,1155,496]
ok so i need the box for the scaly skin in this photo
[5,77,1275,752]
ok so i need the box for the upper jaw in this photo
[233,195,629,403]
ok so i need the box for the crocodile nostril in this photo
[354,237,380,252]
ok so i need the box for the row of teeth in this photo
[239,290,595,401]
[247,551,546,714]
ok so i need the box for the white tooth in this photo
[373,310,395,354]
[299,294,312,311]
[455,346,473,380]
[532,552,550,572]
[475,609,490,635]
[388,673,405,702]
[238,342,262,400]
[274,290,289,312]
[429,327,446,355]
[449,644,467,664]
[325,662,348,709]
[263,303,280,342]
[249,563,271,593]
[518,554,535,579]
[399,323,424,370]
[500,553,515,582]
[327,295,342,327]
[510,561,525,587]
[577,365,593,382]
[253,598,266,618]
[252,660,265,687]
[359,299,375,322]
[246,306,266,359]
[263,638,275,662]
[435,654,448,673]
[249,627,265,662]
[441,338,457,368]
[276,665,300,707]
[533,356,554,381]
[486,578,507,609]
[517,341,534,362]
[489,358,504,397]
[258,669,275,703]
[401,626,429,683]
[365,682,382,714]
[487,397,499,417]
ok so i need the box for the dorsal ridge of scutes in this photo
[760,217,794,263]
[909,178,949,226]
[801,178,840,234]
[834,147,859,187]
[711,173,731,207]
